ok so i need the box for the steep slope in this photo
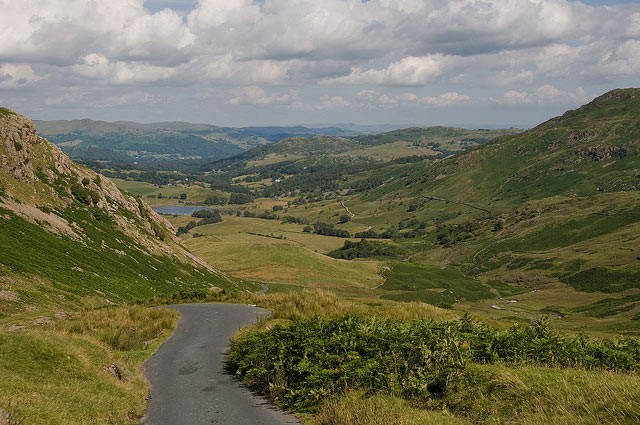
[0,107,242,320]
[381,88,640,208]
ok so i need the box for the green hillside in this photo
[222,126,518,167]
[338,90,640,331]
[0,108,248,424]
[1,109,240,308]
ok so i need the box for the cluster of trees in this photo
[202,192,254,206]
[282,216,309,225]
[328,239,404,259]
[435,221,481,247]
[311,222,351,238]
[204,193,227,205]
[243,210,278,220]
[176,209,223,235]
[353,227,427,240]
[228,192,253,204]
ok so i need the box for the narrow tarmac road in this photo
[142,303,300,425]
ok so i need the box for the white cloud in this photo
[592,39,640,78]
[417,92,471,107]
[225,86,298,105]
[317,95,351,110]
[72,54,180,84]
[0,63,41,88]
[328,55,458,86]
[114,8,195,62]
[503,89,534,104]
[502,85,589,104]
[187,0,260,30]
[1,0,639,124]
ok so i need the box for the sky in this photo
[0,0,639,128]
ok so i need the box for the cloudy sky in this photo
[0,0,639,128]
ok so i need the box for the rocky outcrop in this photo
[0,108,40,183]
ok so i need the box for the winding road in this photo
[142,303,300,425]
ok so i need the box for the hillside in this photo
[1,107,255,424]
[1,107,239,314]
[290,89,640,332]
[216,126,519,167]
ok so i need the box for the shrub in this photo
[314,222,351,238]
[228,316,470,411]
[328,239,404,259]
[228,314,640,412]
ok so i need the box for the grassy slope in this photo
[0,109,249,423]
[182,216,384,297]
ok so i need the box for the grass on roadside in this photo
[316,391,467,425]
[0,305,178,425]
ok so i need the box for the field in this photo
[111,178,215,206]
[177,216,384,296]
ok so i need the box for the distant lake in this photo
[153,205,210,216]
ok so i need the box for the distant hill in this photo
[34,119,370,167]
[216,126,519,167]
[1,108,242,318]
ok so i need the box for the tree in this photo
[229,193,253,205]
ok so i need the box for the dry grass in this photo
[244,289,456,322]
[56,305,179,351]
[0,305,178,424]
[316,391,467,425]
[516,368,640,425]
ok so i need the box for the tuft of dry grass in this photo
[244,289,456,322]
[55,305,179,351]
[246,289,354,320]
[0,305,179,424]
[316,391,467,425]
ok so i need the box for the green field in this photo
[178,216,385,296]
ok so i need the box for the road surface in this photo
[143,303,300,425]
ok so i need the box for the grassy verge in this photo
[0,305,178,424]
[316,391,466,425]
